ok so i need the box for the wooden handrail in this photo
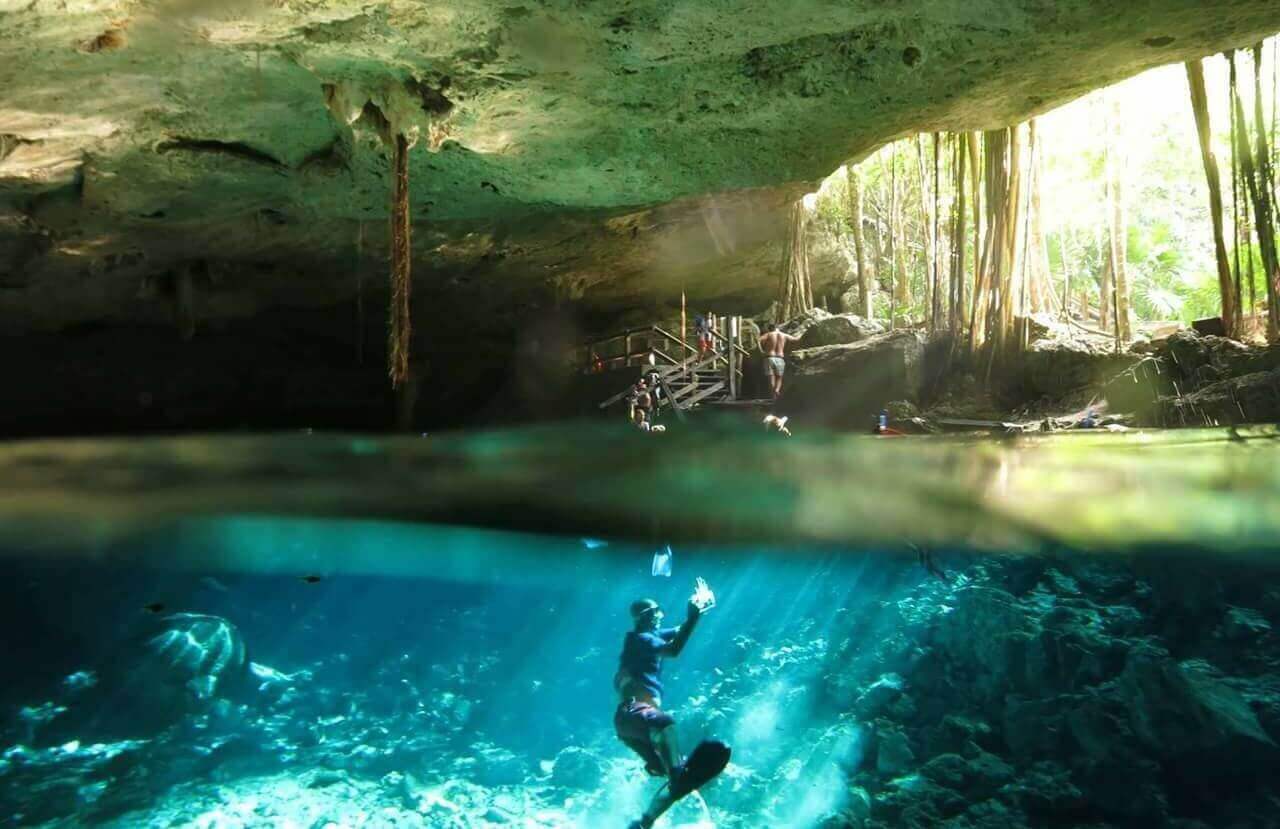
[591,318,746,412]
[596,353,722,409]
[709,327,753,358]
[651,325,698,356]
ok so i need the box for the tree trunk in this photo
[916,136,935,329]
[968,131,982,338]
[1098,227,1112,331]
[895,145,912,323]
[1106,97,1132,344]
[1059,227,1075,320]
[950,133,968,336]
[1231,50,1280,341]
[846,165,873,318]
[777,202,814,321]
[1185,60,1238,338]
[1252,43,1280,339]
[1028,120,1054,316]
[1230,55,1246,329]
[996,124,1025,359]
[969,130,996,351]
[970,126,1025,358]
[933,133,944,330]
[890,145,911,327]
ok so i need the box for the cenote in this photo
[3,2,1280,828]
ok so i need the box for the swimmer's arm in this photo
[661,604,702,657]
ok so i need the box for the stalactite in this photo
[388,132,412,388]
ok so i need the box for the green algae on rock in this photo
[3,1,1280,331]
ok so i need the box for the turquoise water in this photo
[2,425,1279,827]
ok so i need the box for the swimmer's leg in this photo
[652,722,680,776]
[631,724,682,828]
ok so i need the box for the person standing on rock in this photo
[614,581,720,829]
[759,323,800,400]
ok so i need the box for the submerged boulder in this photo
[549,746,604,790]
[1117,651,1274,758]
[855,673,907,720]
[873,726,916,775]
[1217,607,1272,643]
[918,751,1014,800]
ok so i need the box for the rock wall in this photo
[3,0,1280,343]
[1105,331,1280,426]
[783,328,927,427]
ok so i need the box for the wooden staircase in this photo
[584,317,751,415]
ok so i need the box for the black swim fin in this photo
[669,739,731,800]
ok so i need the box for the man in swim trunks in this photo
[615,595,703,829]
[758,323,800,400]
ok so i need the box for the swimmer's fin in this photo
[669,739,731,800]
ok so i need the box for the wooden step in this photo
[683,381,727,408]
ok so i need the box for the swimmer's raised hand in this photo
[690,577,716,614]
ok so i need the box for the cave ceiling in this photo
[2,0,1279,333]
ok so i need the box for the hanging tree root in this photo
[389,132,412,388]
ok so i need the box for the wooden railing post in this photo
[736,316,744,391]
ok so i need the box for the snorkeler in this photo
[615,579,727,829]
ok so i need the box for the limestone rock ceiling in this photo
[1,0,1279,332]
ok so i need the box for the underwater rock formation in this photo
[6,549,1276,827]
